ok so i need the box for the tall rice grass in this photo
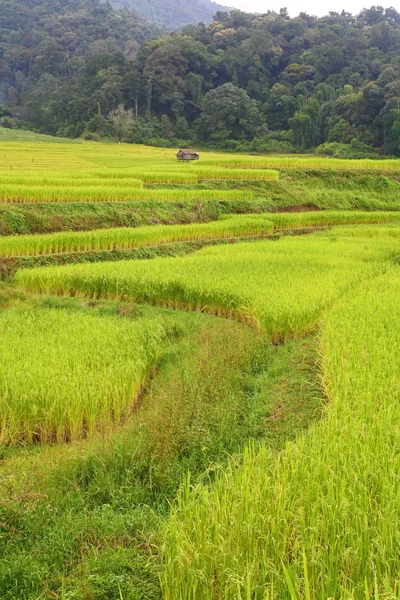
[16,233,399,342]
[0,186,251,203]
[0,307,163,445]
[0,217,274,257]
[161,265,400,598]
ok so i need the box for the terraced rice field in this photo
[0,142,280,202]
[15,232,400,342]
[0,307,163,445]
[3,139,400,600]
[162,230,400,600]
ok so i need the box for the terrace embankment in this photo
[0,170,399,235]
[2,210,399,279]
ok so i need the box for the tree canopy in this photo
[2,2,400,155]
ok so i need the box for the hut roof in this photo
[177,149,198,154]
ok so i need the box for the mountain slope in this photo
[110,0,230,28]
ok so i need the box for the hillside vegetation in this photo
[2,5,400,156]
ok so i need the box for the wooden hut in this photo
[176,149,199,161]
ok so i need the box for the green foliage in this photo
[198,83,262,142]
[3,4,400,151]
[315,141,379,159]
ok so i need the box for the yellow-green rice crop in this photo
[16,233,400,342]
[0,186,251,203]
[0,307,163,445]
[4,212,400,258]
[2,140,400,173]
[322,223,400,238]
[220,210,400,229]
[265,210,400,229]
[161,265,400,599]
[193,167,279,181]
[0,217,274,257]
[0,177,144,188]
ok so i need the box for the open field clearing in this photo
[161,267,400,599]
[0,307,163,445]
[16,232,400,342]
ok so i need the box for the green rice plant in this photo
[0,217,274,257]
[0,307,163,445]
[220,210,400,229]
[136,171,199,184]
[160,265,400,599]
[16,233,400,342]
[201,155,400,171]
[5,212,400,258]
[193,167,279,181]
[0,186,251,203]
[322,223,400,238]
[0,176,144,188]
[2,140,400,173]
[265,210,400,229]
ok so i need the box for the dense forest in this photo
[1,1,400,155]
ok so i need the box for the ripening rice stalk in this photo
[194,168,279,181]
[0,177,144,189]
[0,186,252,203]
[201,156,400,171]
[16,232,400,342]
[2,140,400,172]
[266,210,400,228]
[0,307,163,445]
[137,171,199,184]
[4,212,400,258]
[160,267,400,599]
[0,217,274,257]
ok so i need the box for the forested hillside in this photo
[2,2,400,155]
[110,0,229,29]
[0,0,161,135]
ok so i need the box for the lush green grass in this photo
[0,306,163,445]
[16,232,400,342]
[0,128,81,143]
[161,263,400,599]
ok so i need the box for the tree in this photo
[198,83,263,142]
[108,105,135,141]
[289,113,313,148]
